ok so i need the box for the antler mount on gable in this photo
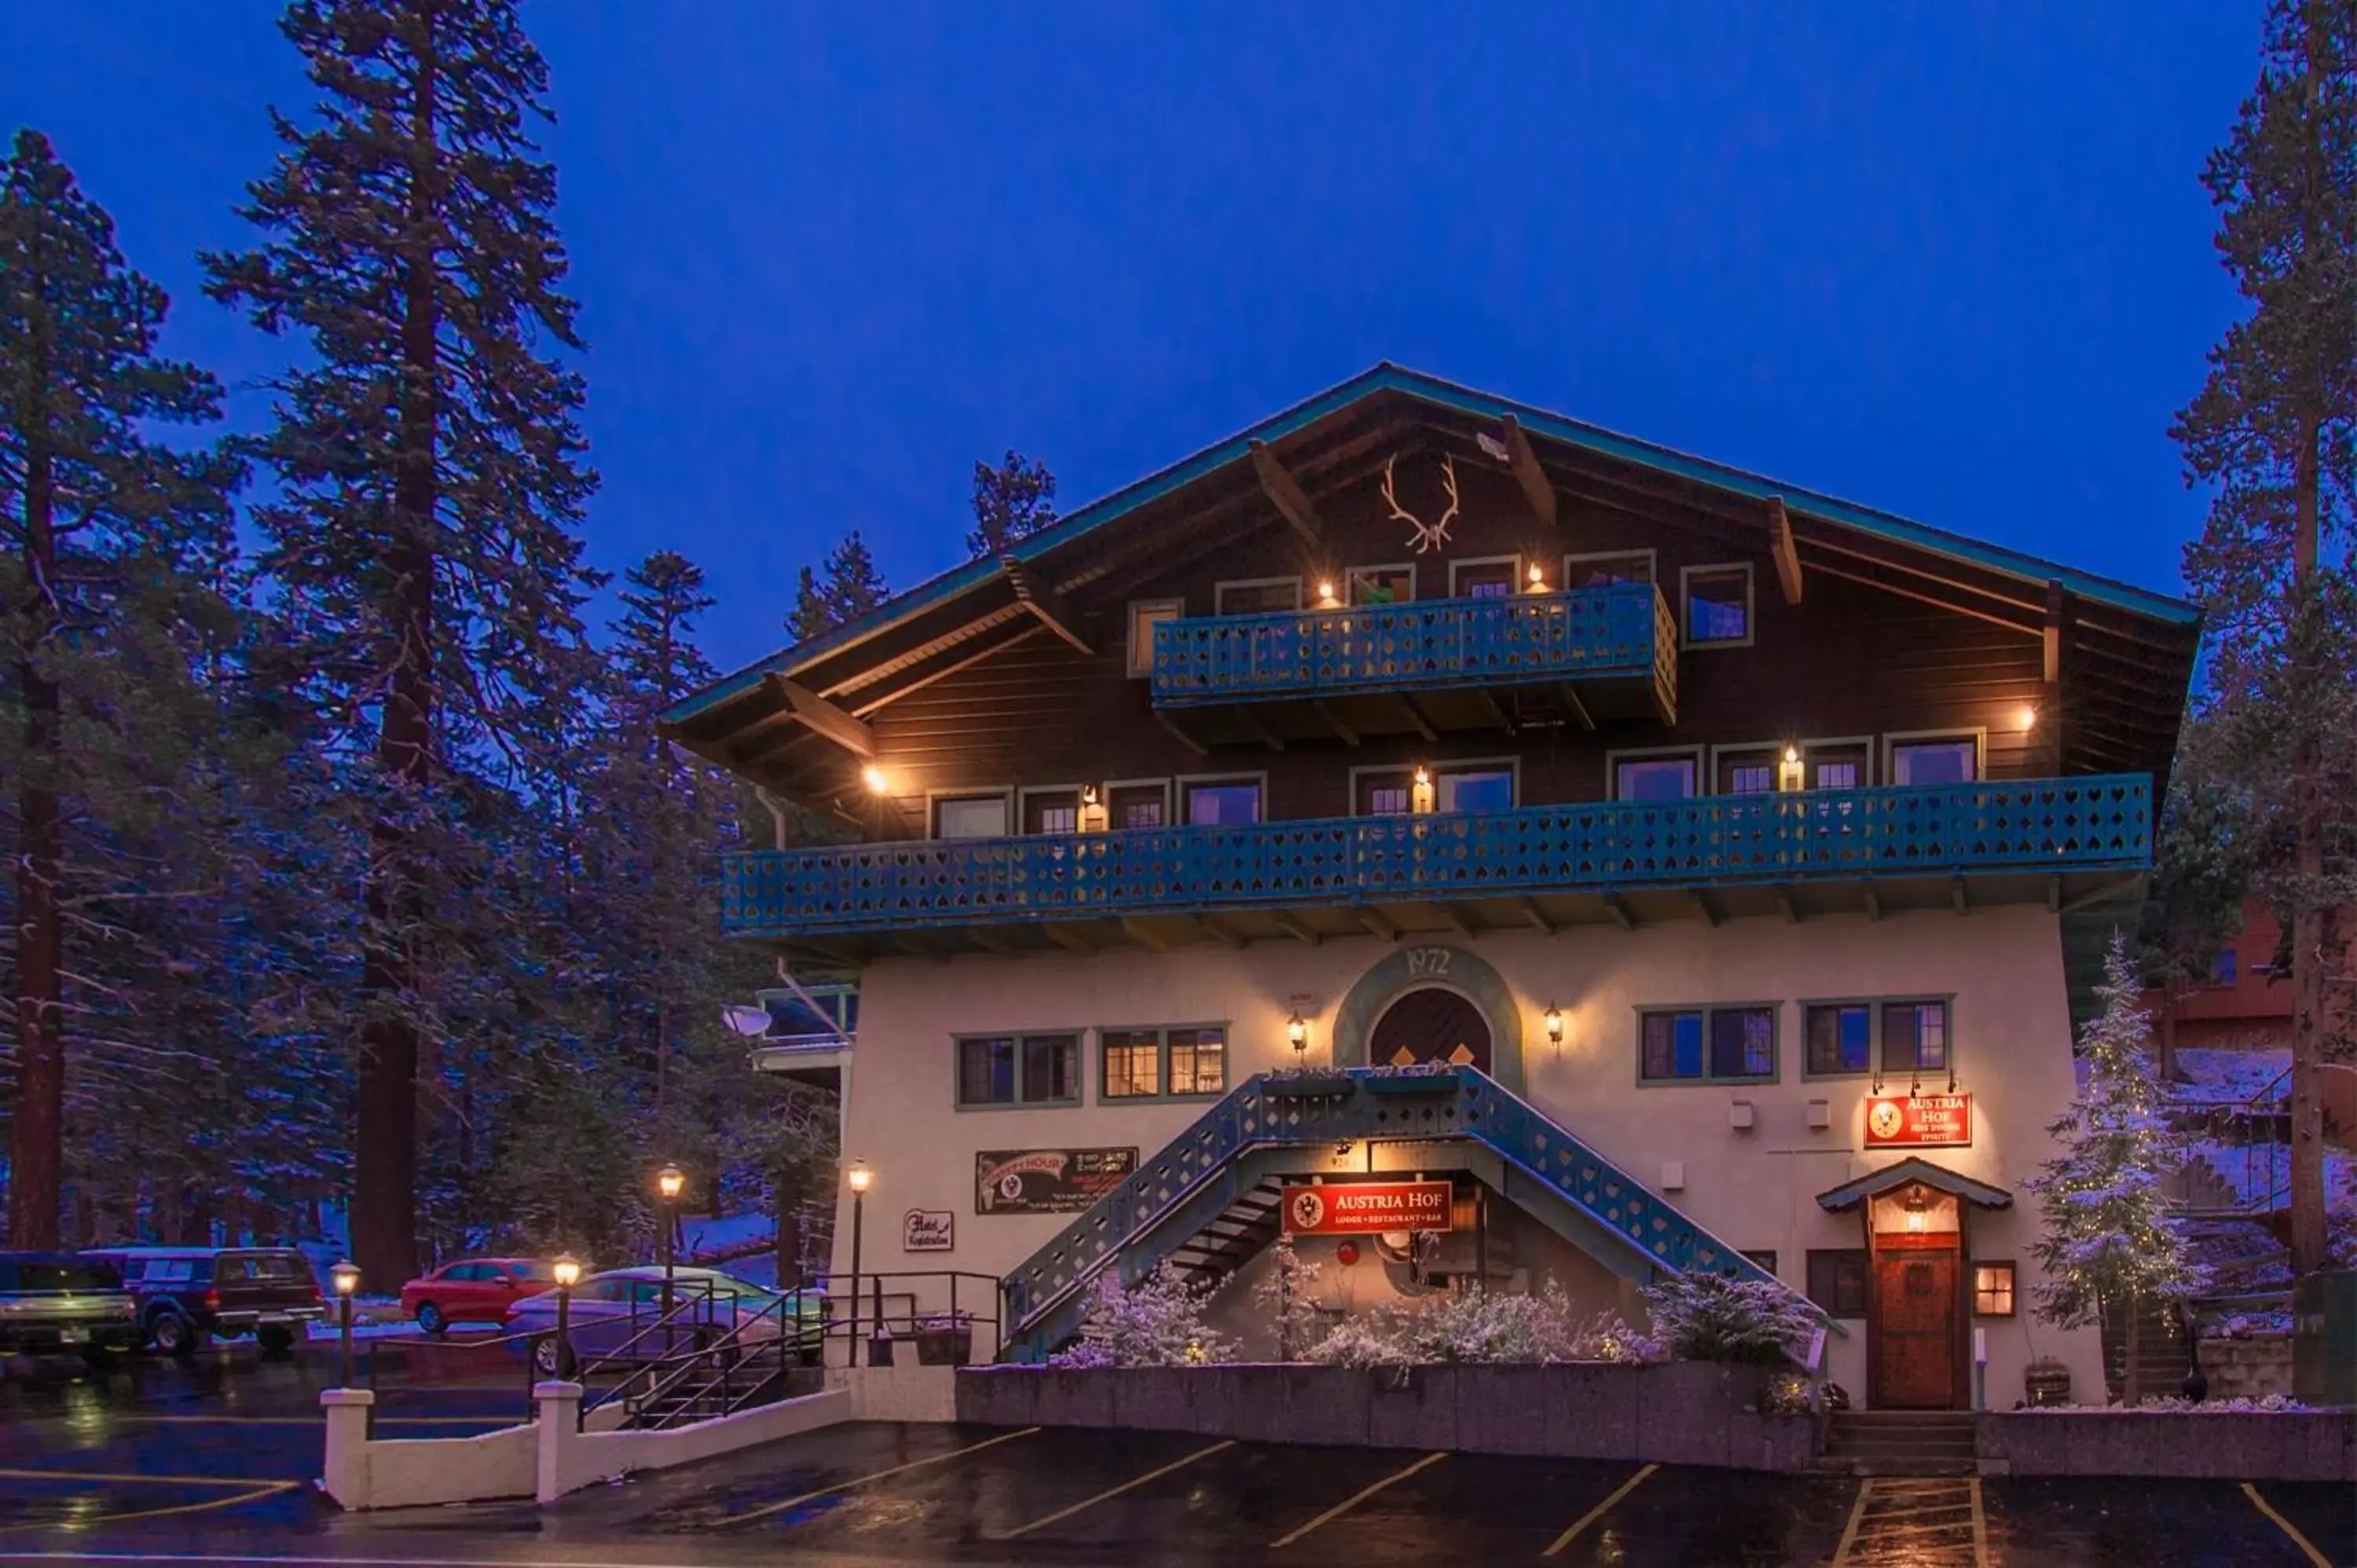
[1381,452,1460,556]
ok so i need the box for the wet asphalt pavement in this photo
[0,1346,2350,1566]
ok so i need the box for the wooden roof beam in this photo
[1000,558,1094,655]
[1249,439,1322,548]
[1500,414,1558,529]
[763,673,875,759]
[1767,496,1803,606]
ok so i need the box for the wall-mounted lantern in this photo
[1080,784,1107,833]
[1543,1003,1564,1050]
[1411,767,1435,814]
[1287,1010,1309,1062]
[1777,746,1805,793]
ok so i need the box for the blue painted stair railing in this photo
[999,1064,1797,1361]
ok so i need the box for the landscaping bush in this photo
[1303,1283,1662,1368]
[1049,1263,1235,1368]
[1642,1271,1818,1365]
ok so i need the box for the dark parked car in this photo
[85,1247,324,1357]
[0,1252,139,1366]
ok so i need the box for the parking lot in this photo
[0,1352,2349,1566]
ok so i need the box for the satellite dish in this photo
[720,1003,773,1039]
[1475,430,1510,463]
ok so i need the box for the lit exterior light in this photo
[1287,1012,1309,1058]
[1544,1004,1564,1047]
[1413,766,1430,786]
[1317,581,1339,606]
[552,1252,581,1290]
[862,765,889,795]
[1081,784,1099,805]
[1527,562,1545,589]
[329,1259,360,1298]
[847,1160,873,1195]
[656,1163,686,1202]
[2018,705,2039,732]
[1778,746,1805,793]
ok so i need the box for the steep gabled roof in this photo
[662,363,2199,793]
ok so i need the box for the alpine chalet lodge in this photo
[661,366,2196,1411]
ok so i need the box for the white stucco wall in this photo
[830,902,2104,1409]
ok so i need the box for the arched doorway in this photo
[1369,986,1492,1072]
[1331,944,1526,1092]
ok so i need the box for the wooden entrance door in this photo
[1874,1244,1961,1409]
[1369,987,1492,1072]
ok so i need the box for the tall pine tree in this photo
[788,532,889,640]
[967,449,1058,558]
[206,0,600,1286]
[0,130,239,1246]
[2170,0,2355,1274]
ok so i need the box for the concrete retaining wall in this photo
[955,1363,1818,1472]
[1979,1411,2355,1481]
[2200,1333,2295,1402]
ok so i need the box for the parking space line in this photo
[0,1480,299,1533]
[714,1425,1041,1527]
[998,1438,1236,1540]
[1969,1477,1990,1565]
[1831,1478,1874,1568]
[2241,1482,2332,1568]
[1540,1462,1658,1558]
[0,1470,289,1490]
[1267,1451,1447,1550]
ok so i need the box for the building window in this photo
[1107,782,1168,830]
[1347,564,1415,606]
[1127,599,1184,679]
[958,1033,1080,1108]
[1682,563,1753,647]
[1450,557,1519,599]
[1717,748,1778,795]
[2209,947,2238,986]
[1615,753,1699,801]
[934,793,1010,840]
[1023,789,1080,835]
[1742,1250,1780,1277]
[1805,1003,1874,1077]
[1098,1026,1226,1101]
[1807,1249,1869,1317]
[1973,1261,2017,1317]
[1810,744,1868,790]
[1183,777,1263,826]
[1890,735,1979,786]
[1215,577,1302,615]
[1437,764,1515,812]
[1882,1000,1950,1075]
[1356,770,1413,815]
[1640,1005,1776,1084]
[1565,550,1655,588]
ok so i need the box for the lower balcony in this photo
[721,775,2151,960]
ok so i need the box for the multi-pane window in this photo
[957,1034,1080,1107]
[1566,551,1654,588]
[1807,1250,1869,1317]
[1891,737,1978,786]
[1642,1006,1776,1083]
[1184,779,1262,826]
[1098,1026,1226,1101]
[1615,754,1698,801]
[1215,579,1302,614]
[1683,564,1752,645]
[1024,790,1080,835]
[1717,749,1777,795]
[1805,1003,1874,1076]
[1109,783,1167,830]
[1451,559,1518,598]
[1974,1262,2017,1317]
[1357,771,1413,815]
[1882,1001,1950,1074]
[1813,756,1864,789]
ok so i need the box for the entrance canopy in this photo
[1814,1157,2013,1214]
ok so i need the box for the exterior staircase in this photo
[1820,1412,1980,1476]
[2101,1299,2192,1405]
[1000,1064,1831,1361]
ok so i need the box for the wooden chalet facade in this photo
[666,365,2199,1409]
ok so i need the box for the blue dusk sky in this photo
[5,2,2258,672]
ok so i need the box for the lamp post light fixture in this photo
[655,1163,685,1351]
[551,1252,581,1379]
[846,1160,872,1367]
[328,1259,360,1387]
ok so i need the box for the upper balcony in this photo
[722,775,2152,958]
[1148,582,1677,744]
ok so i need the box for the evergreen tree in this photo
[2138,755,2255,1079]
[2026,936,2208,1403]
[967,449,1058,558]
[0,130,240,1246]
[790,566,831,643]
[2169,0,2356,1274]
[205,0,601,1287]
[787,532,890,641]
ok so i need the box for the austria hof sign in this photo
[1281,1181,1453,1236]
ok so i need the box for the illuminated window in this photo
[1437,766,1514,812]
[1974,1262,2016,1317]
[1890,736,1978,785]
[1682,563,1753,647]
[2209,948,2238,986]
[1097,1026,1226,1102]
[1615,753,1699,800]
[1099,1031,1161,1099]
[1183,778,1262,826]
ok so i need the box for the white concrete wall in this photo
[835,901,2106,1408]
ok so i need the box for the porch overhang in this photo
[1815,1156,2014,1214]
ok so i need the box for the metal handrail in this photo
[2173,1064,2294,1216]
[583,1285,823,1431]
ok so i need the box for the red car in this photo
[398,1258,555,1335]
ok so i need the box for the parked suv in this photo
[0,1253,139,1366]
[399,1257,555,1335]
[86,1247,324,1357]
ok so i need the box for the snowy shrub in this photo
[1759,1370,1816,1416]
[2025,1394,2311,1413]
[1251,1237,1328,1360]
[1049,1262,1235,1368]
[1303,1282,1664,1367]
[1567,1309,1664,1365]
[1642,1271,1818,1365]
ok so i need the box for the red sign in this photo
[1281,1181,1453,1235]
[1864,1093,1974,1149]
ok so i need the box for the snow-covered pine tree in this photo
[2025,934,2209,1403]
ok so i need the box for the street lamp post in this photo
[328,1259,360,1388]
[846,1160,871,1368]
[551,1253,581,1382]
[656,1163,685,1354]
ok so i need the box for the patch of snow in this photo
[2181,1142,2357,1214]
[678,1211,775,1259]
[2022,1394,2311,1413]
[2173,1048,2291,1104]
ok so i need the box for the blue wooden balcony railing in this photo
[1149,581,1676,713]
[720,775,2151,940]
[999,1064,1799,1361]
